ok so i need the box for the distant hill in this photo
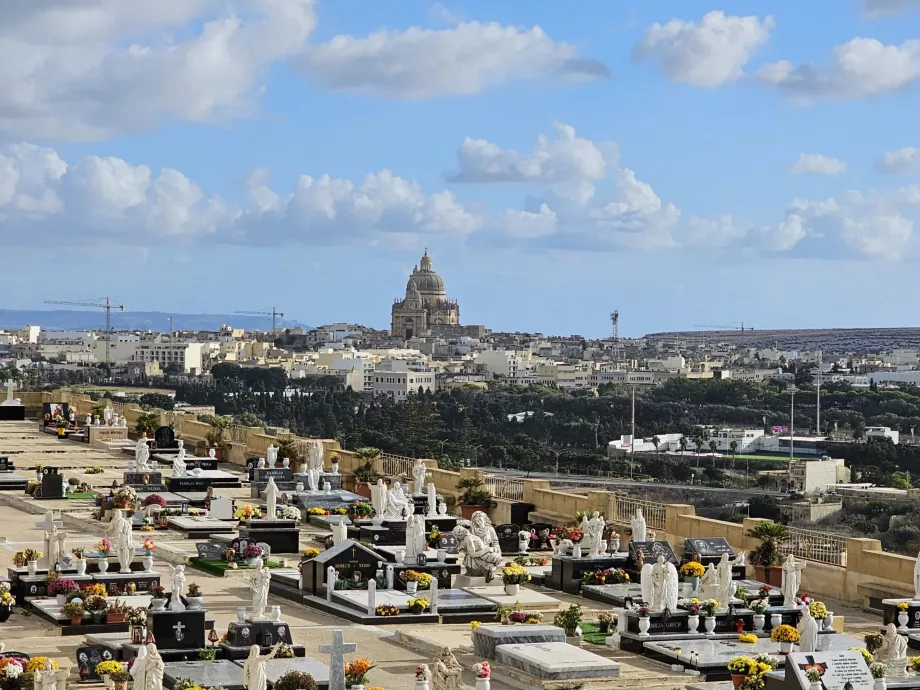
[645,327,920,353]
[0,309,310,333]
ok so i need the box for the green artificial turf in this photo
[189,558,284,577]
[579,622,612,645]
[65,492,96,499]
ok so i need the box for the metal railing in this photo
[111,402,125,416]
[483,475,525,502]
[380,453,416,478]
[778,526,848,567]
[229,425,248,443]
[605,495,667,531]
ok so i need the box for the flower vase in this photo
[76,559,87,576]
[475,678,491,690]
[98,557,109,573]
[610,538,620,553]
[350,685,364,690]
[687,614,699,633]
[825,612,835,631]
[504,583,520,597]
[874,679,886,690]
[572,544,582,559]
[246,558,260,567]
[55,594,66,605]
[143,556,154,572]
[816,618,825,631]
[150,598,166,612]
[406,582,418,595]
[187,596,203,611]
[704,616,717,636]
[518,538,529,554]
[753,614,765,632]
[638,617,651,637]
[779,641,793,654]
[415,681,430,690]
[237,607,247,622]
[899,612,909,630]
[687,576,700,593]
[770,613,783,629]
[436,549,447,562]
[810,683,822,690]
[271,605,281,621]
[27,560,37,576]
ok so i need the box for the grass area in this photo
[730,454,796,462]
[65,492,96,499]
[189,558,285,577]
[71,386,175,395]
[580,622,612,645]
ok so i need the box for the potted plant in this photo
[770,624,800,654]
[95,660,123,687]
[897,602,910,631]
[109,667,130,690]
[407,597,428,614]
[23,548,42,576]
[728,656,764,690]
[702,599,720,636]
[203,415,231,460]
[273,671,317,690]
[865,633,884,656]
[805,667,823,690]
[126,606,147,641]
[234,504,262,521]
[198,647,218,661]
[750,599,769,631]
[96,538,112,573]
[187,583,204,610]
[685,598,702,633]
[746,522,788,586]
[63,601,85,625]
[870,662,887,690]
[106,599,129,624]
[401,570,427,595]
[344,657,375,689]
[142,537,156,571]
[149,585,167,611]
[347,501,373,521]
[135,411,160,437]
[500,564,531,597]
[598,611,613,634]
[48,578,79,605]
[0,587,15,622]
[242,544,264,566]
[809,601,829,630]
[680,561,705,592]
[352,451,382,498]
[86,595,108,624]
[302,548,320,561]
[553,603,583,637]
[456,477,492,520]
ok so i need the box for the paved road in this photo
[480,467,783,496]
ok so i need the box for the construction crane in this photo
[44,297,125,367]
[235,307,285,333]
[692,322,751,332]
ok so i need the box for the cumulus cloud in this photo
[296,21,608,98]
[633,11,774,86]
[878,147,920,174]
[788,153,847,176]
[757,38,920,101]
[863,0,920,17]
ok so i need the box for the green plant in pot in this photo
[456,477,492,519]
[553,603,583,636]
[746,522,788,586]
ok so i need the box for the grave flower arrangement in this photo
[302,548,320,560]
[25,659,58,673]
[142,494,167,508]
[909,656,920,672]
[22,548,42,563]
[0,589,15,608]
[727,657,772,677]
[187,583,202,598]
[680,561,705,578]
[749,599,769,615]
[758,585,772,598]
[739,633,759,644]
[47,578,79,598]
[865,633,884,654]
[126,607,147,626]
[347,502,373,519]
[770,624,800,644]
[500,564,531,586]
[274,671,317,690]
[0,658,23,679]
[150,585,167,599]
[808,601,828,620]
[598,611,613,633]
[332,507,348,515]
[275,644,295,659]
[143,537,156,554]
[870,663,887,680]
[113,485,137,507]
[407,597,428,614]
[96,538,112,555]
[470,621,481,630]
[637,606,651,618]
[513,555,549,567]
[558,524,583,543]
[85,466,105,474]
[680,598,701,614]
[554,603,584,635]
[898,602,911,612]
[850,648,874,665]
[701,599,720,617]
[242,544,264,560]
[754,654,779,670]
[428,525,442,546]
[806,668,823,683]
[401,570,432,588]
[344,657,375,687]
[279,506,301,520]
[375,604,399,617]
[95,661,122,677]
[307,507,329,516]
[795,593,814,607]
[82,583,107,597]
[475,662,491,679]
[234,504,262,520]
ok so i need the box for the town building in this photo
[391,250,460,341]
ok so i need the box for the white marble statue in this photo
[168,564,187,611]
[243,643,283,690]
[426,482,438,518]
[453,524,503,580]
[370,478,387,517]
[470,511,500,554]
[781,554,806,607]
[878,623,909,677]
[35,658,67,690]
[432,648,463,690]
[384,481,412,518]
[404,514,427,564]
[412,459,427,495]
[173,448,187,477]
[649,556,671,611]
[587,511,606,558]
[717,553,737,605]
[304,439,324,493]
[631,508,647,543]
[135,434,150,471]
[131,644,149,690]
[264,477,280,518]
[640,561,654,606]
[735,551,746,567]
[914,549,920,600]
[267,444,278,466]
[103,406,113,425]
[44,524,66,569]
[249,560,272,619]
[331,520,347,545]
[579,513,593,555]
[698,563,719,600]
[106,508,135,573]
[797,606,819,653]
[664,561,679,611]
[136,644,163,690]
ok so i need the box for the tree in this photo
[891,471,912,490]
[678,436,688,455]
[136,411,160,435]
[729,440,739,471]
[652,435,660,463]
[708,440,718,467]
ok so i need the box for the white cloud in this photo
[757,38,920,101]
[863,0,920,17]
[0,0,318,141]
[296,21,608,99]
[633,11,774,86]
[788,153,847,176]
[878,147,920,174]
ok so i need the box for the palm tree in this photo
[709,440,718,467]
[652,436,660,464]
[355,447,382,462]
[729,440,739,471]
[277,438,300,463]
[136,411,160,435]
[678,436,688,456]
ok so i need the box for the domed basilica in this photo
[391,250,460,340]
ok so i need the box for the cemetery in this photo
[6,394,920,690]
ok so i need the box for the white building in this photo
[372,370,436,398]
[866,426,900,444]
[708,428,766,452]
[133,342,206,374]
[474,350,529,379]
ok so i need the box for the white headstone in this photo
[367,579,376,616]
[210,496,234,521]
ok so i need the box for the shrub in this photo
[274,671,317,690]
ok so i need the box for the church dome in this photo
[406,249,446,295]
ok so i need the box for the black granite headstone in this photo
[527,523,554,550]
[301,540,386,595]
[227,621,293,647]
[253,468,293,483]
[196,543,228,560]
[684,538,735,559]
[76,646,113,681]
[437,533,459,554]
[39,467,64,499]
[628,540,678,567]
[495,524,522,554]
[154,426,177,449]
[148,610,206,649]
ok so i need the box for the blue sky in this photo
[1,0,919,337]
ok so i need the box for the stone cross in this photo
[367,579,376,616]
[4,380,13,402]
[320,630,357,690]
[36,511,61,532]
[173,620,185,642]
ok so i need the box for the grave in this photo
[210,496,235,520]
[238,518,300,554]
[219,619,300,659]
[684,538,745,578]
[495,642,621,680]
[735,579,784,606]
[294,472,342,492]
[0,464,28,491]
[155,426,180,451]
[36,466,65,500]
[495,523,524,555]
[136,491,189,508]
[168,515,236,537]
[779,650,874,690]
[195,543,229,561]
[296,489,365,515]
[544,552,629,594]
[390,561,460,590]
[124,472,167,492]
[883,598,920,628]
[75,646,117,681]
[301,540,387,596]
[31,595,152,635]
[580,582,644,608]
[92,570,161,595]
[163,660,245,690]
[435,588,498,623]
[250,467,296,500]
[461,585,561,611]
[472,624,566,660]
[626,540,679,578]
[261,657,330,689]
[148,609,206,650]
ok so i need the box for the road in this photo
[479,467,783,496]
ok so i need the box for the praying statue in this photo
[264,477,280,519]
[470,511,501,554]
[412,458,427,495]
[168,564,187,611]
[267,444,278,466]
[249,560,272,620]
[432,648,463,690]
[453,524,503,581]
[243,643,283,690]
[132,643,164,690]
[586,512,606,558]
[877,623,909,677]
[781,554,807,607]
[383,481,412,518]
[717,553,737,605]
[135,434,150,471]
[173,448,187,477]
[631,508,647,543]
[370,478,387,517]
[106,508,135,573]
[404,514,427,563]
[426,481,438,518]
[797,606,819,653]
[698,563,719,600]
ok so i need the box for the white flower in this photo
[4,662,23,678]
[0,582,10,593]
[280,506,302,520]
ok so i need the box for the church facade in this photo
[391,250,460,341]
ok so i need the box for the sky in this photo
[1,0,920,337]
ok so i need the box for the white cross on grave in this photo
[173,621,185,642]
[320,629,357,690]
[36,511,62,532]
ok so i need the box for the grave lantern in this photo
[208,629,219,647]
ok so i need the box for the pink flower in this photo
[476,662,491,679]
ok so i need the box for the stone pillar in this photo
[367,579,376,617]
[326,566,337,602]
[386,564,394,590]
[431,577,439,615]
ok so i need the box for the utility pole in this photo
[169,316,174,340]
[788,385,796,461]
[629,384,636,480]
[815,353,821,435]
